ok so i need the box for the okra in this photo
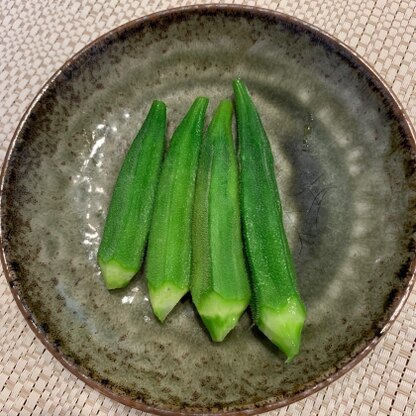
[233,79,306,361]
[146,97,209,322]
[97,100,167,289]
[191,99,251,342]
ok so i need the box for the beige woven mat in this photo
[1,0,415,415]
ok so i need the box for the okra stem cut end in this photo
[197,292,249,342]
[98,259,137,290]
[257,297,306,362]
[148,282,188,322]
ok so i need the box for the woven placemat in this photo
[1,0,415,415]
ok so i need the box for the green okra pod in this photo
[191,99,251,342]
[146,97,209,322]
[233,79,306,361]
[98,100,167,289]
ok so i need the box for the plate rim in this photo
[1,4,415,415]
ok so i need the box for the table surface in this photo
[1,0,415,415]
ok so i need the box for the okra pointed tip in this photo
[150,100,167,112]
[232,79,252,110]
[232,78,247,91]
[195,96,209,103]
[207,99,233,133]
[216,99,233,114]
[192,96,209,112]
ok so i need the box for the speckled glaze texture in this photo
[1,5,416,415]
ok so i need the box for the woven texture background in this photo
[1,0,415,415]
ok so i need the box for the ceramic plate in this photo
[1,5,415,415]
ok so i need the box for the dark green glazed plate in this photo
[1,5,415,415]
